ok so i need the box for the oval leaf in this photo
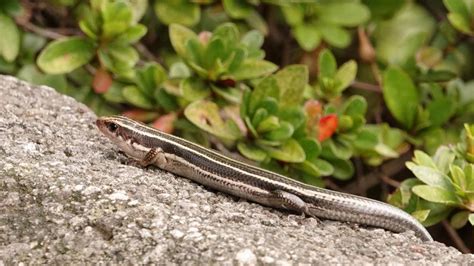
[412,185,460,205]
[232,59,277,80]
[406,162,453,189]
[0,13,20,62]
[169,24,197,57]
[184,100,242,140]
[382,67,419,129]
[37,37,95,74]
[261,138,305,163]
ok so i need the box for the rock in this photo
[0,75,473,264]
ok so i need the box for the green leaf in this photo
[101,44,139,75]
[427,96,456,127]
[232,59,277,80]
[102,2,133,38]
[154,0,200,26]
[406,162,453,189]
[0,0,22,16]
[122,85,154,109]
[413,150,437,169]
[293,159,333,177]
[249,77,279,114]
[223,0,253,19]
[319,2,370,26]
[411,210,430,223]
[343,95,367,116]
[261,138,306,163]
[447,12,473,34]
[433,146,455,174]
[241,30,264,50]
[135,63,166,95]
[299,138,321,161]
[293,24,321,51]
[213,23,239,46]
[264,121,294,141]
[469,213,474,226]
[353,129,378,150]
[450,165,466,190]
[373,3,435,65]
[251,108,268,127]
[334,60,357,93]
[113,24,147,44]
[318,49,337,78]
[227,47,246,72]
[412,185,460,205]
[319,24,351,48]
[450,210,469,229]
[382,67,419,129]
[37,37,95,74]
[211,86,242,104]
[443,0,470,18]
[103,82,126,103]
[169,62,191,79]
[419,202,452,226]
[204,37,226,70]
[184,100,242,140]
[330,158,354,180]
[154,89,178,112]
[322,138,353,160]
[257,115,280,133]
[17,64,69,94]
[278,107,306,129]
[180,77,210,101]
[0,13,20,62]
[465,164,474,192]
[128,0,148,22]
[280,4,303,26]
[274,64,308,107]
[169,24,198,58]
[237,141,267,162]
[21,33,46,60]
[79,10,99,39]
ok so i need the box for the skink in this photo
[96,115,432,241]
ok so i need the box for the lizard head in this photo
[96,116,152,161]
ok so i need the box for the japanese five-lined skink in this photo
[96,115,432,241]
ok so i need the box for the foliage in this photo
[389,124,474,229]
[1,0,474,247]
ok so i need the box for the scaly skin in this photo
[96,115,432,241]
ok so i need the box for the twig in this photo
[441,220,471,254]
[379,174,401,188]
[354,158,366,196]
[135,43,161,63]
[351,80,381,93]
[343,151,412,195]
[16,20,66,40]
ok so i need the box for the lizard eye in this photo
[107,122,118,132]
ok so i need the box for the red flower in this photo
[318,114,338,142]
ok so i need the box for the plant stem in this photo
[16,20,66,40]
[351,80,381,93]
[441,220,471,253]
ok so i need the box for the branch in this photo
[16,19,66,40]
[441,220,471,254]
[343,151,412,195]
[351,80,381,93]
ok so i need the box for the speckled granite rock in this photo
[0,75,473,264]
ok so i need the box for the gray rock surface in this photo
[0,75,472,264]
